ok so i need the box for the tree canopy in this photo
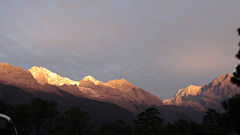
[133,107,163,135]
[231,28,240,86]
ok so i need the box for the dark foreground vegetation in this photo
[0,93,240,135]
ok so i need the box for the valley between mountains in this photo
[0,62,240,127]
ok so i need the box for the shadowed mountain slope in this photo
[0,82,135,129]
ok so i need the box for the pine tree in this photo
[231,28,240,86]
[133,107,163,135]
[65,106,94,135]
[222,93,240,134]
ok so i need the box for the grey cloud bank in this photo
[1,0,240,99]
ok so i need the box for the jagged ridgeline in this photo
[164,73,240,112]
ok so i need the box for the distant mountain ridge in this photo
[163,73,240,112]
[0,63,163,113]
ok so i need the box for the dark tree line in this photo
[99,93,240,135]
[1,93,240,135]
[0,98,93,135]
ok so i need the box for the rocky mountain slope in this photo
[163,73,240,112]
[0,63,163,113]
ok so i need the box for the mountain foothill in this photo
[0,62,239,128]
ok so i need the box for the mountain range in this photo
[0,62,240,128]
[163,73,240,112]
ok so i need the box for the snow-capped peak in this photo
[175,85,201,97]
[82,75,99,85]
[29,66,79,86]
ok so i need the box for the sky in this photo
[1,0,240,100]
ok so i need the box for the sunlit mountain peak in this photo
[29,66,79,86]
[82,75,99,85]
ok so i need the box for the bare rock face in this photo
[163,73,240,112]
[82,76,100,85]
[107,79,134,90]
[0,63,40,89]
